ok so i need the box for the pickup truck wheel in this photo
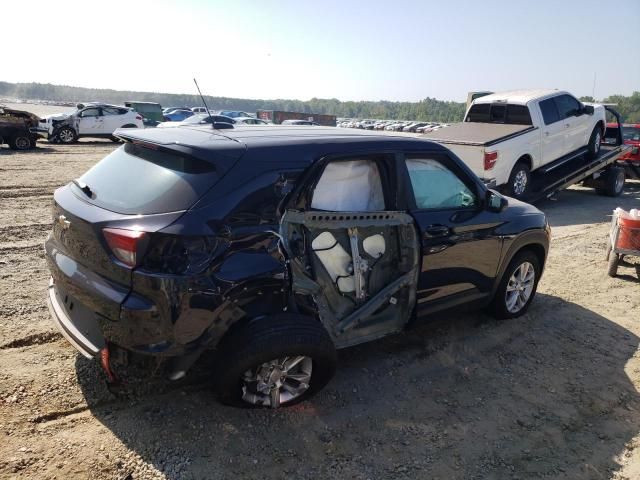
[57,127,78,144]
[214,314,337,408]
[505,162,531,198]
[490,250,541,319]
[597,166,625,197]
[587,126,602,159]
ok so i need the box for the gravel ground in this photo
[1,103,639,479]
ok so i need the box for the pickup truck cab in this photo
[423,89,606,198]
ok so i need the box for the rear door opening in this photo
[280,156,420,348]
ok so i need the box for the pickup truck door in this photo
[77,108,105,135]
[402,153,502,313]
[554,94,589,153]
[537,98,566,164]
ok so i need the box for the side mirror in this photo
[582,105,594,115]
[486,189,508,212]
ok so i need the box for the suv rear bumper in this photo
[47,277,104,358]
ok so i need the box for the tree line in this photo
[1,81,638,123]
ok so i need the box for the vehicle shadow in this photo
[538,180,640,228]
[75,294,640,479]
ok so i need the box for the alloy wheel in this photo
[15,137,30,149]
[59,129,75,143]
[241,356,312,408]
[513,170,528,196]
[505,261,535,313]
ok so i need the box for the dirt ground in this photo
[1,103,640,479]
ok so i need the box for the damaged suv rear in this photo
[45,125,550,408]
[0,106,40,150]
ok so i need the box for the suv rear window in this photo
[74,143,218,215]
[465,104,532,125]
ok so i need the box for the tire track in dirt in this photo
[0,242,43,253]
[0,223,51,243]
[0,331,60,350]
[0,187,56,199]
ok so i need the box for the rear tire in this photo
[587,126,602,160]
[505,161,531,199]
[490,250,541,319]
[214,314,337,408]
[598,166,625,197]
[8,134,34,150]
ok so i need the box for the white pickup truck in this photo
[423,89,607,198]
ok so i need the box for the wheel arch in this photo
[516,153,533,171]
[493,233,549,297]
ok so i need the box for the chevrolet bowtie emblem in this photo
[58,215,71,230]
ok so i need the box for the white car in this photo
[39,103,144,143]
[234,117,270,125]
[423,89,607,198]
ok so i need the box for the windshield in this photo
[74,143,219,214]
[623,126,640,142]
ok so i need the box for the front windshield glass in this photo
[622,126,640,142]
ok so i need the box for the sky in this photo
[3,0,639,102]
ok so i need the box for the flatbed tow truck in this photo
[522,107,631,203]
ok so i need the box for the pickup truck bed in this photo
[423,122,535,147]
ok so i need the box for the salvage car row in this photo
[338,118,451,133]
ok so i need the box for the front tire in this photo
[214,314,337,408]
[490,250,541,319]
[57,127,77,144]
[505,161,531,199]
[587,126,602,160]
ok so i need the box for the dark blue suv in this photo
[45,125,550,408]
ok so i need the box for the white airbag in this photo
[311,160,385,212]
[363,234,386,259]
[311,231,355,293]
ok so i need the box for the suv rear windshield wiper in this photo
[72,179,93,198]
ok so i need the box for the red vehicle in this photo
[605,123,640,179]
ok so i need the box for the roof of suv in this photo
[116,125,446,155]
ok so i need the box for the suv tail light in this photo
[103,228,148,267]
[141,234,219,275]
[484,151,498,170]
